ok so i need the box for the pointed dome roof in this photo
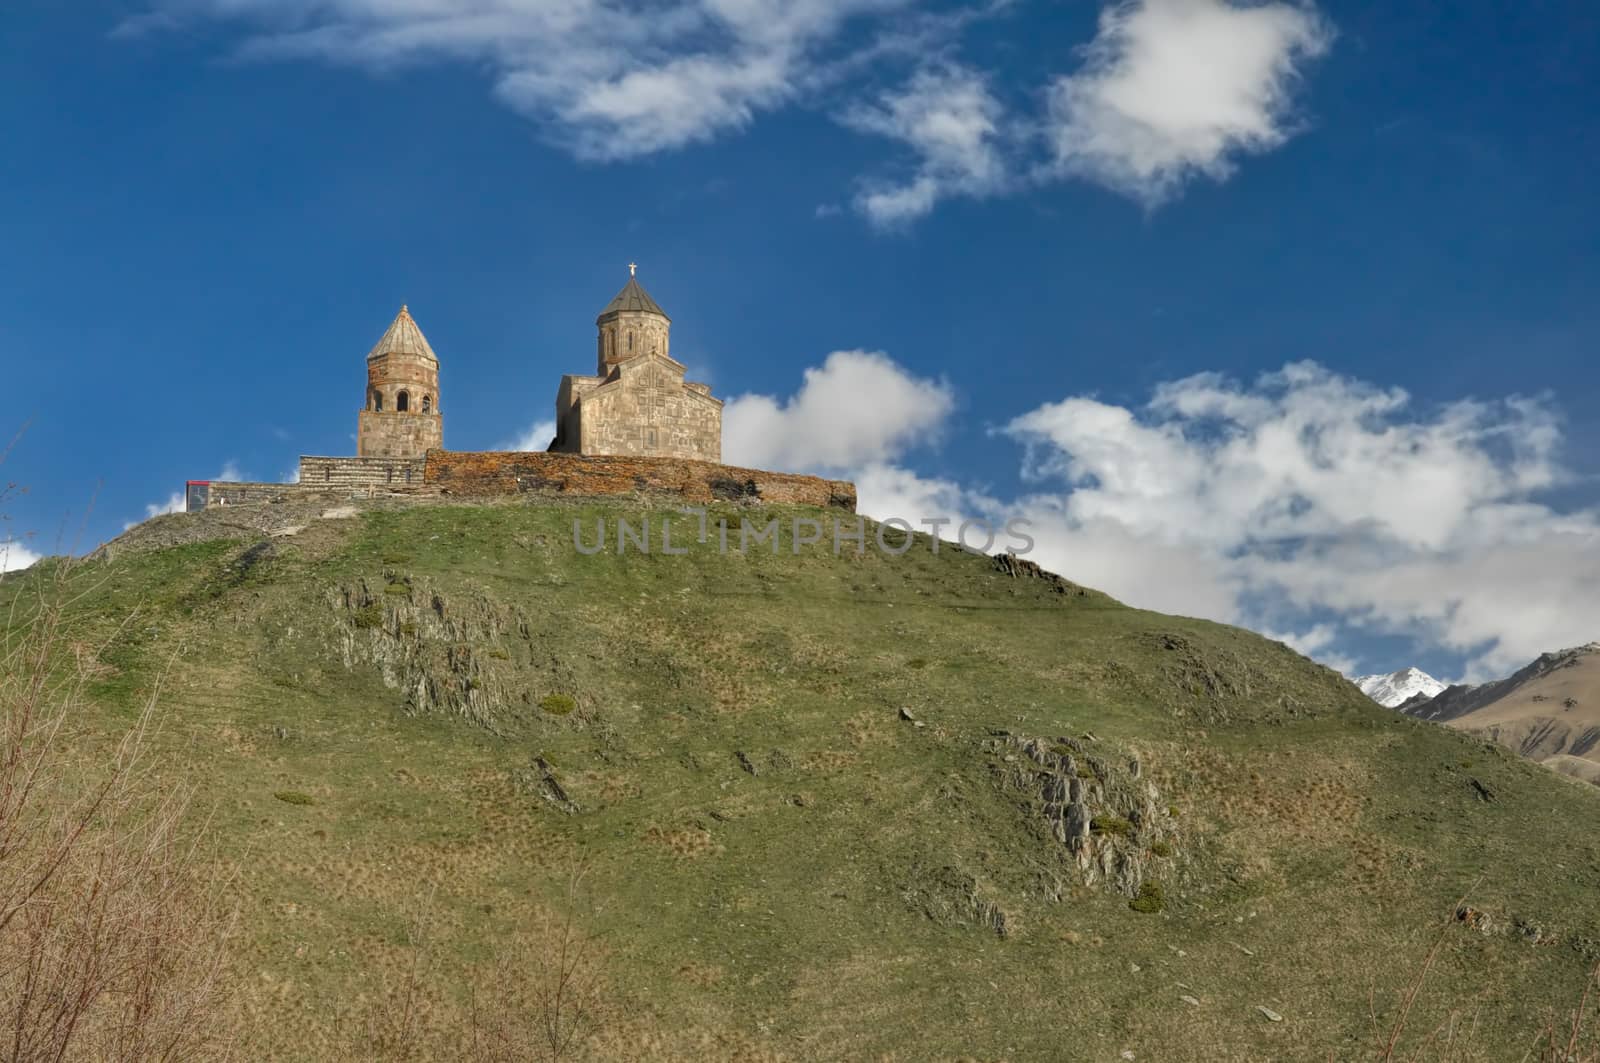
[367,305,439,361]
[597,272,669,322]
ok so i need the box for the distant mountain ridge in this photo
[1353,666,1446,708]
[1392,643,1600,786]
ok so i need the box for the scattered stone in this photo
[1180,995,1201,1007]
[1469,777,1496,802]
[1232,942,1256,957]
[736,751,759,776]
[1256,1006,1284,1023]
[899,706,917,721]
[1120,1052,1136,1061]
[1129,962,1141,973]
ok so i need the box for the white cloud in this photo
[1,540,42,574]
[127,462,244,529]
[126,0,1334,222]
[130,0,909,161]
[733,351,1597,680]
[498,419,556,453]
[1045,0,1332,204]
[843,64,1008,226]
[1001,362,1599,678]
[722,350,953,473]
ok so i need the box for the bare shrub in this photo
[1371,882,1599,1063]
[0,545,235,1060]
[468,864,608,1063]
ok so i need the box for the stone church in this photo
[182,267,852,514]
[353,267,722,462]
[548,267,722,462]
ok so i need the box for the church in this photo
[182,266,858,515]
[354,266,722,462]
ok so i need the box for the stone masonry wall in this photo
[570,353,722,463]
[299,455,428,489]
[356,410,442,459]
[195,482,298,509]
[425,451,856,511]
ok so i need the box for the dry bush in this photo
[1372,883,1600,1063]
[468,865,609,1062]
[356,864,609,1062]
[0,547,235,1061]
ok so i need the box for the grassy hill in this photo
[9,498,1600,1060]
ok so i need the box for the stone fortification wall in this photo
[299,456,428,489]
[424,451,856,511]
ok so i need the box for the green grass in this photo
[8,497,1600,1061]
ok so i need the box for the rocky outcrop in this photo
[328,573,558,732]
[992,553,1091,596]
[988,732,1179,901]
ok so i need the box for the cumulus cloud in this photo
[1,540,42,574]
[843,64,1009,226]
[1046,0,1333,204]
[498,419,557,453]
[1002,362,1598,678]
[732,351,1597,679]
[722,350,954,472]
[125,0,1334,221]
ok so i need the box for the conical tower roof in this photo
[597,270,669,322]
[367,305,438,361]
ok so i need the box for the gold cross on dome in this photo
[628,262,637,277]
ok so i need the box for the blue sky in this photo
[3,0,1597,682]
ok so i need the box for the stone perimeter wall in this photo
[425,451,856,511]
[188,451,856,513]
[299,455,427,488]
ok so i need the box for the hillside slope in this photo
[11,498,1600,1061]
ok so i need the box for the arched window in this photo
[627,331,634,353]
[397,390,410,412]
[421,394,432,413]
[373,390,384,411]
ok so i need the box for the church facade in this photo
[548,267,722,462]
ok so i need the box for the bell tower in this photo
[357,305,443,458]
[595,263,670,376]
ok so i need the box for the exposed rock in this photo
[512,756,579,814]
[329,574,549,732]
[901,864,1012,938]
[736,751,759,775]
[991,553,1090,596]
[992,732,1178,900]
[1256,1006,1284,1022]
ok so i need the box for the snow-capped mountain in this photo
[1352,667,1447,708]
